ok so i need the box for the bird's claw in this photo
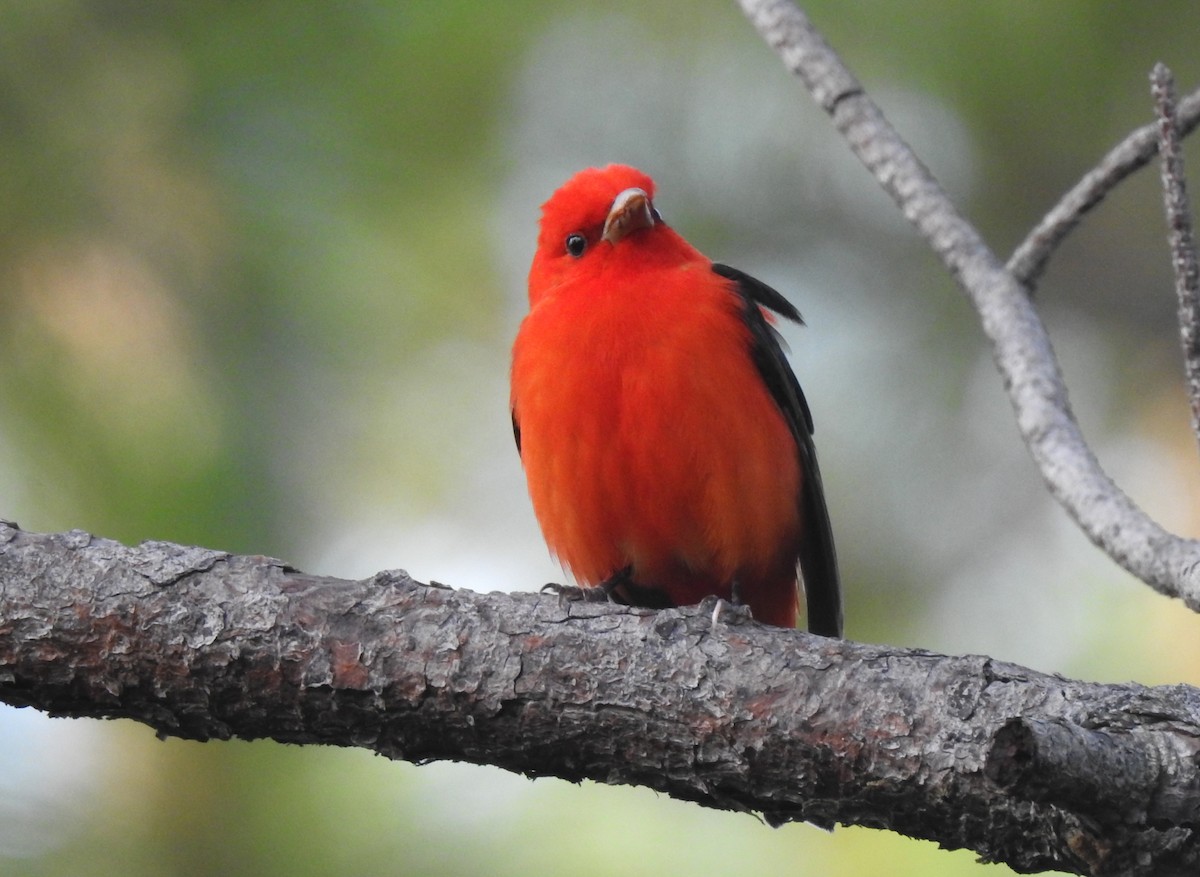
[705,595,755,628]
[540,582,612,604]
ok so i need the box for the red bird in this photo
[510,165,841,636]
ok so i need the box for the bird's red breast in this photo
[511,165,840,634]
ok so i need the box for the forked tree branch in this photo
[1152,63,1200,456]
[735,0,1200,609]
[1009,87,1200,288]
[2,523,1200,877]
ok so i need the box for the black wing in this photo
[712,262,843,638]
[512,410,522,456]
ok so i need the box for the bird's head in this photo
[528,165,699,305]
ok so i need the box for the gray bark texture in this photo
[2,522,1199,876]
[1152,63,1200,458]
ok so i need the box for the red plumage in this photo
[511,165,841,635]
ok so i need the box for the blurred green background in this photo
[3,2,1200,875]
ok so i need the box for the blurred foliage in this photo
[3,2,1200,875]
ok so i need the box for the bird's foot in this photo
[708,579,755,627]
[541,567,682,614]
[540,566,642,607]
[540,582,613,604]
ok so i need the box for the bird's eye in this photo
[565,233,586,257]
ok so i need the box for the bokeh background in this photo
[3,2,1200,875]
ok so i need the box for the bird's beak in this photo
[602,188,655,245]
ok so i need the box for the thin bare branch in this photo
[1152,63,1200,458]
[1008,88,1200,288]
[3,523,1200,876]
[734,0,1200,608]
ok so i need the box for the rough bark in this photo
[1152,63,1200,458]
[2,522,1198,876]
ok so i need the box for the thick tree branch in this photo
[2,522,1200,876]
[1152,64,1200,457]
[735,0,1200,609]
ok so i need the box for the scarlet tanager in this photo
[510,165,841,636]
